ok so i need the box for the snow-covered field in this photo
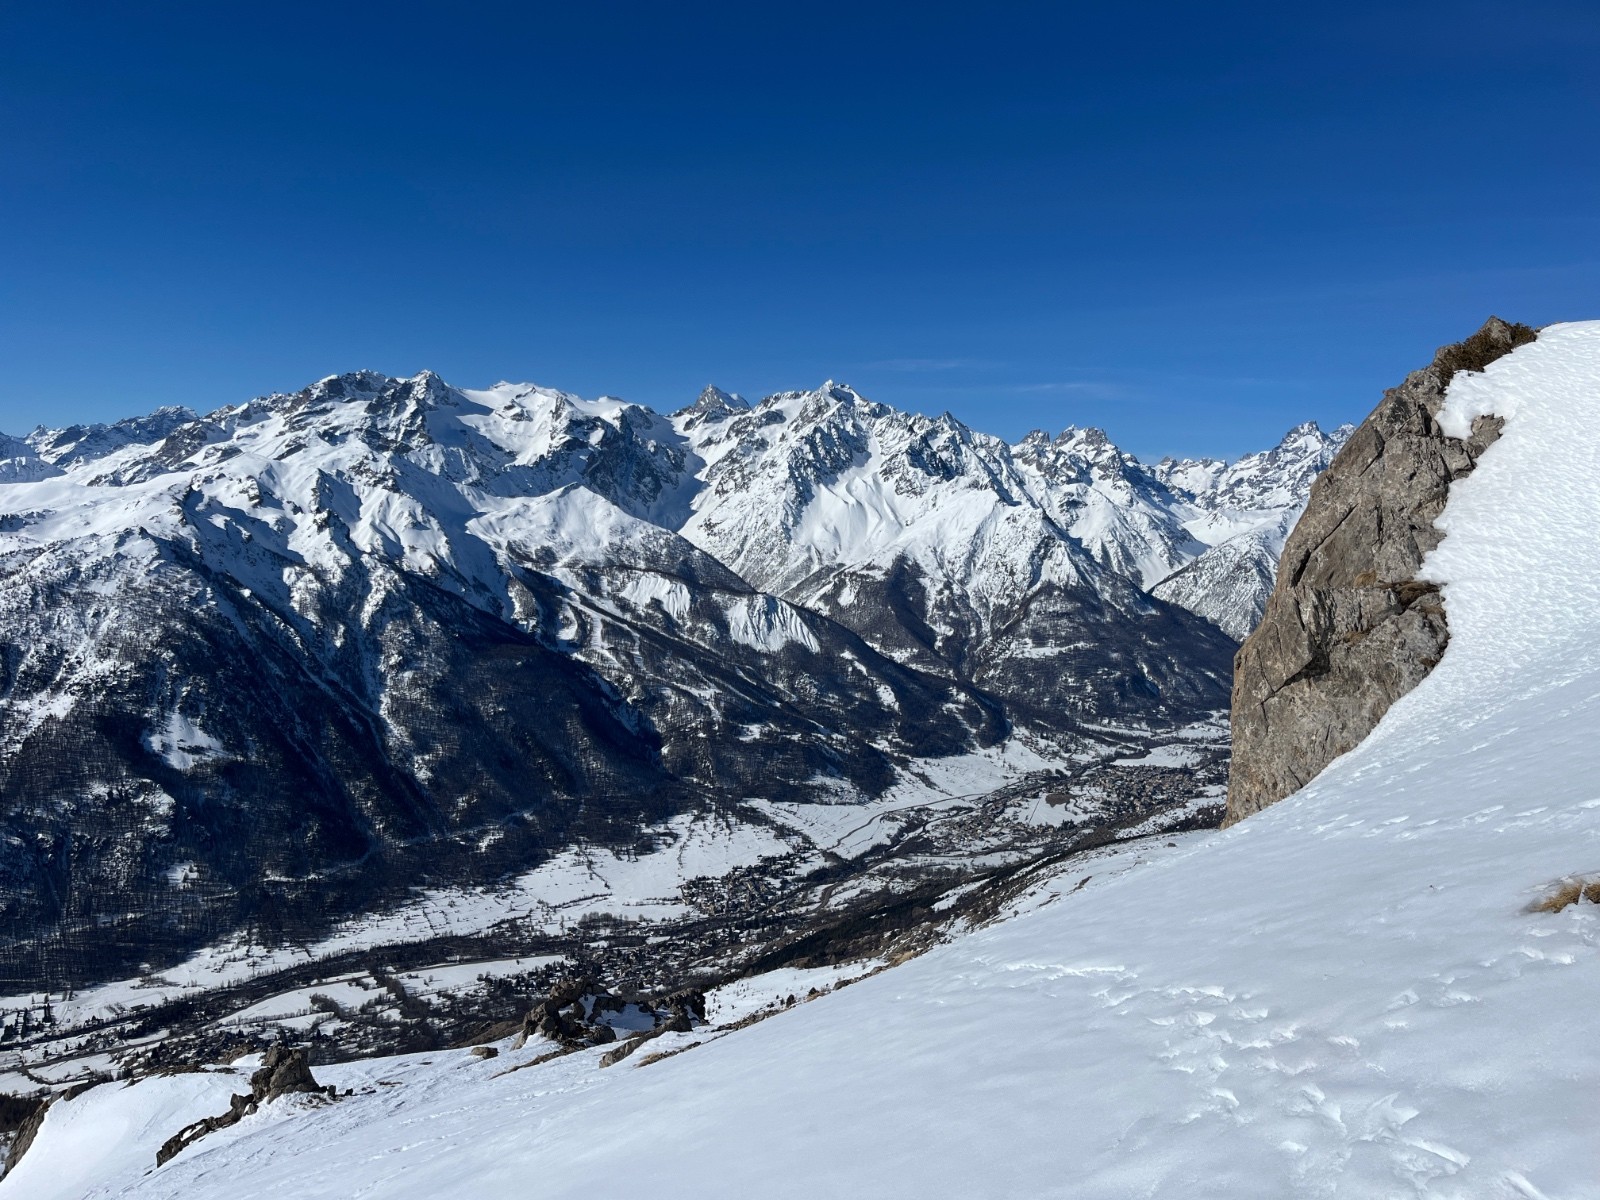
[9,324,1599,1198]
[0,811,791,1033]
[744,737,1060,856]
[0,722,1217,1086]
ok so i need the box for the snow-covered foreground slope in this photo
[15,323,1599,1197]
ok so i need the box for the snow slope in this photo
[12,323,1598,1197]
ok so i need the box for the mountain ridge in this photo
[0,371,1334,994]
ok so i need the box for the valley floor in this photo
[0,721,1225,1084]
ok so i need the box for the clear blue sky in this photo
[2,1,1596,460]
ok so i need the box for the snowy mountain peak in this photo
[1054,423,1113,450]
[673,385,750,432]
[689,384,749,412]
[751,380,881,429]
[816,379,862,401]
[362,369,461,414]
[317,368,392,390]
[0,370,1342,651]
[0,431,61,483]
[1270,417,1354,459]
[26,404,201,467]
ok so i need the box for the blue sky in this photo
[2,1,1597,460]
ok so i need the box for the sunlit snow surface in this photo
[11,325,1600,1198]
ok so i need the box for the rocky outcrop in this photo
[597,987,707,1067]
[1,1093,49,1177]
[156,1045,333,1167]
[512,975,620,1049]
[1225,317,1536,824]
[598,1010,694,1069]
[248,1043,326,1104]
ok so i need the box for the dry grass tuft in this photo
[1394,580,1441,608]
[1527,876,1600,914]
[1433,317,1537,387]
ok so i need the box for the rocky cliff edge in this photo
[1226,317,1537,824]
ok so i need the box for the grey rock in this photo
[157,1045,330,1167]
[660,987,707,1023]
[521,976,634,1047]
[524,1006,582,1044]
[249,1043,325,1103]
[156,1093,254,1168]
[599,1024,671,1067]
[1226,317,1536,824]
[544,975,594,1009]
[2,1094,51,1176]
[599,1036,646,1068]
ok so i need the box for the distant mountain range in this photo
[0,372,1346,984]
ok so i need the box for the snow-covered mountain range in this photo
[3,323,1593,1200]
[0,372,1342,989]
[680,384,1348,643]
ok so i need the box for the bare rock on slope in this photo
[249,1043,326,1103]
[156,1046,331,1167]
[1225,317,1536,825]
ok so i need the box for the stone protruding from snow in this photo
[154,1045,331,1167]
[1225,317,1536,824]
[249,1043,326,1104]
[1,1092,50,1176]
[513,975,633,1050]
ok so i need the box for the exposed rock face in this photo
[511,975,635,1050]
[1225,318,1536,824]
[155,1045,331,1167]
[1,1093,49,1176]
[249,1043,326,1103]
